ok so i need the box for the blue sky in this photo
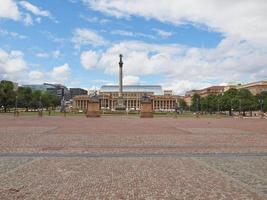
[0,0,266,94]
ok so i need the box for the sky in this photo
[0,0,267,94]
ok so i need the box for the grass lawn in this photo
[0,111,230,118]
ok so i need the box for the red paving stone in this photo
[0,115,266,199]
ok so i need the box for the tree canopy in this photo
[0,80,61,112]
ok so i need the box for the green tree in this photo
[41,92,60,109]
[200,96,208,113]
[201,94,218,114]
[49,93,61,109]
[178,99,187,111]
[220,88,238,115]
[17,87,32,111]
[236,89,257,116]
[30,90,42,110]
[0,80,15,112]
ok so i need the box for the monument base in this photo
[115,97,126,111]
[140,101,153,118]
[86,100,100,118]
[260,111,264,119]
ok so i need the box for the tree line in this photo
[191,88,267,115]
[0,80,61,112]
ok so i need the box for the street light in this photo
[14,95,18,117]
[196,97,200,118]
[259,99,264,112]
[196,98,199,113]
[239,99,242,116]
[230,99,234,116]
[39,95,43,117]
[217,98,220,113]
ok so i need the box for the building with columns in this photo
[73,85,182,112]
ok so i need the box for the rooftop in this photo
[100,85,163,95]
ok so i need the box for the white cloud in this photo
[41,31,65,44]
[79,14,111,24]
[153,28,172,38]
[123,75,141,85]
[19,1,52,19]
[36,52,49,58]
[0,1,55,25]
[51,63,71,83]
[0,0,20,20]
[85,0,267,45]
[111,30,134,37]
[72,28,107,49]
[79,36,267,94]
[110,29,155,39]
[35,50,61,59]
[162,80,212,95]
[0,48,27,81]
[28,70,45,83]
[35,17,42,24]
[0,29,27,39]
[52,50,61,59]
[0,49,27,73]
[80,51,99,70]
[23,13,33,26]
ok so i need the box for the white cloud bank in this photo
[79,36,267,94]
[84,0,267,45]
[72,28,107,49]
[78,0,267,94]
[0,49,27,80]
[123,75,141,85]
[0,47,70,84]
[0,0,55,25]
[19,1,52,19]
[80,51,99,70]
[51,63,71,83]
[0,0,20,20]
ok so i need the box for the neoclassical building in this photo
[73,85,182,112]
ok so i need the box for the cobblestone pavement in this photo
[0,115,266,199]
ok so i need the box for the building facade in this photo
[73,85,182,112]
[22,83,70,100]
[237,81,267,95]
[184,86,225,106]
[70,88,88,99]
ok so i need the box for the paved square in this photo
[0,115,266,199]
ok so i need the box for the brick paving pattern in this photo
[0,115,266,199]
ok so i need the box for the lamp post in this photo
[102,93,104,114]
[259,99,264,112]
[217,98,220,113]
[39,95,42,117]
[39,95,42,110]
[259,98,264,118]
[14,95,18,117]
[230,99,233,116]
[239,99,242,116]
[196,98,200,117]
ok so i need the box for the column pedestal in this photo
[86,99,100,118]
[115,96,126,110]
[260,111,264,119]
[140,101,153,118]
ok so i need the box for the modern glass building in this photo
[22,83,70,100]
[22,84,54,92]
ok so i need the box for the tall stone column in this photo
[119,54,123,98]
[115,54,126,110]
